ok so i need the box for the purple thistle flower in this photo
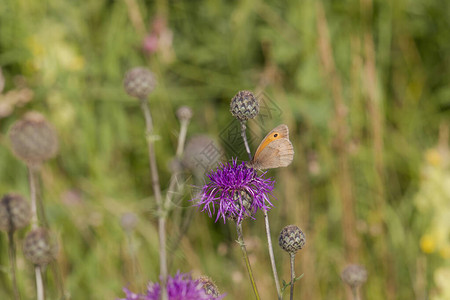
[195,159,275,224]
[119,272,225,300]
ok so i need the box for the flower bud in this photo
[9,112,58,166]
[176,106,193,122]
[0,194,31,232]
[23,228,56,266]
[279,225,306,255]
[341,264,367,288]
[123,67,156,99]
[182,135,223,174]
[230,90,259,121]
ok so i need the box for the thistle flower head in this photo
[195,159,275,224]
[120,272,224,300]
[341,264,368,289]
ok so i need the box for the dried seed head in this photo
[120,212,138,232]
[182,135,223,174]
[226,190,253,222]
[123,67,156,99]
[176,106,193,122]
[197,276,221,297]
[0,194,31,232]
[279,225,306,255]
[230,90,259,121]
[9,112,59,166]
[341,264,368,288]
[23,228,56,266]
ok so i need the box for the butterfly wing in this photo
[251,138,294,170]
[253,124,289,159]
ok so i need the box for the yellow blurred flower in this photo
[54,43,85,71]
[420,234,436,254]
[426,149,442,167]
[25,31,85,84]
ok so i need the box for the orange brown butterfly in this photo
[247,124,294,170]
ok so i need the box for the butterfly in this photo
[248,124,294,170]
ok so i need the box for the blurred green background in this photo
[1,0,449,299]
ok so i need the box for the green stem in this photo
[7,231,20,300]
[240,121,253,161]
[351,286,360,300]
[28,167,38,229]
[35,266,44,300]
[290,254,295,300]
[264,211,282,299]
[139,98,168,300]
[236,223,260,300]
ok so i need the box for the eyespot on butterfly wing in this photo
[249,124,294,170]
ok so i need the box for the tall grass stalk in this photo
[316,1,359,261]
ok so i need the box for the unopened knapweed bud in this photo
[23,228,56,266]
[176,106,193,122]
[9,112,58,166]
[198,276,221,297]
[279,225,306,255]
[123,67,156,99]
[0,194,31,232]
[341,264,367,289]
[230,90,259,121]
[182,135,223,174]
[120,212,138,232]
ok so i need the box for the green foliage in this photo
[0,0,449,299]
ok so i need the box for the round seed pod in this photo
[182,135,223,174]
[230,90,259,121]
[9,112,59,166]
[226,190,253,222]
[198,276,221,297]
[176,106,193,122]
[0,194,31,232]
[123,67,156,99]
[23,228,55,266]
[279,225,306,255]
[341,264,368,288]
